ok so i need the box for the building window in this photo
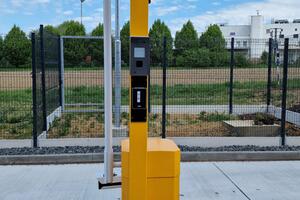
[243,41,247,47]
[294,34,299,38]
[279,34,284,38]
[266,29,270,34]
[237,41,241,47]
[296,28,298,31]
[230,32,236,36]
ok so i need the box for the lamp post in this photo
[80,0,85,25]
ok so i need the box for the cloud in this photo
[63,10,74,16]
[156,6,179,16]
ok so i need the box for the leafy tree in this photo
[57,20,86,36]
[199,24,225,52]
[149,19,173,66]
[121,21,130,66]
[44,25,60,35]
[3,25,30,67]
[174,20,198,50]
[58,21,87,67]
[90,23,104,66]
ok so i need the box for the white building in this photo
[219,14,300,60]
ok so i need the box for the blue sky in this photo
[0,0,300,36]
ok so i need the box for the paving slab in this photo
[0,162,300,200]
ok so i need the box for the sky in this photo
[0,0,300,36]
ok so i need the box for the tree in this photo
[90,23,104,66]
[58,21,87,67]
[57,20,86,36]
[121,21,130,66]
[44,25,60,35]
[199,24,225,52]
[149,19,173,66]
[3,25,30,67]
[174,20,198,50]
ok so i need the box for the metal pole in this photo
[58,36,63,110]
[162,36,167,139]
[229,37,234,114]
[280,38,289,146]
[60,37,65,112]
[114,0,121,128]
[267,38,273,112]
[31,32,38,148]
[103,0,114,184]
[40,25,47,132]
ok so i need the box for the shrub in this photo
[235,52,250,67]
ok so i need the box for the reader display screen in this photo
[134,47,145,58]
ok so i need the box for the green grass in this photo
[1,79,300,139]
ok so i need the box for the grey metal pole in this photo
[60,37,65,112]
[280,38,289,146]
[229,37,234,114]
[114,0,121,128]
[103,0,114,184]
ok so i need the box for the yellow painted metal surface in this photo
[122,138,180,200]
[122,0,180,199]
[128,123,148,200]
[130,0,149,37]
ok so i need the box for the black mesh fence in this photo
[1,33,300,144]
[0,34,32,139]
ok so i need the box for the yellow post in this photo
[128,0,149,200]
[122,0,180,200]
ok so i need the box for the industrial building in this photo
[219,14,300,60]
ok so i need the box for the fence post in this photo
[267,38,273,112]
[58,36,63,110]
[280,38,289,146]
[162,36,167,139]
[60,37,65,112]
[40,25,47,132]
[229,37,234,114]
[31,32,38,148]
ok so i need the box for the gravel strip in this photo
[1,145,300,156]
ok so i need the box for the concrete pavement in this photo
[1,161,300,200]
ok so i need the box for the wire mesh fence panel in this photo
[285,39,300,137]
[47,37,105,139]
[44,31,61,117]
[0,35,32,139]
[158,39,231,137]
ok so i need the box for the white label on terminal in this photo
[137,91,141,103]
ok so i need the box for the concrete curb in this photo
[1,151,300,165]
